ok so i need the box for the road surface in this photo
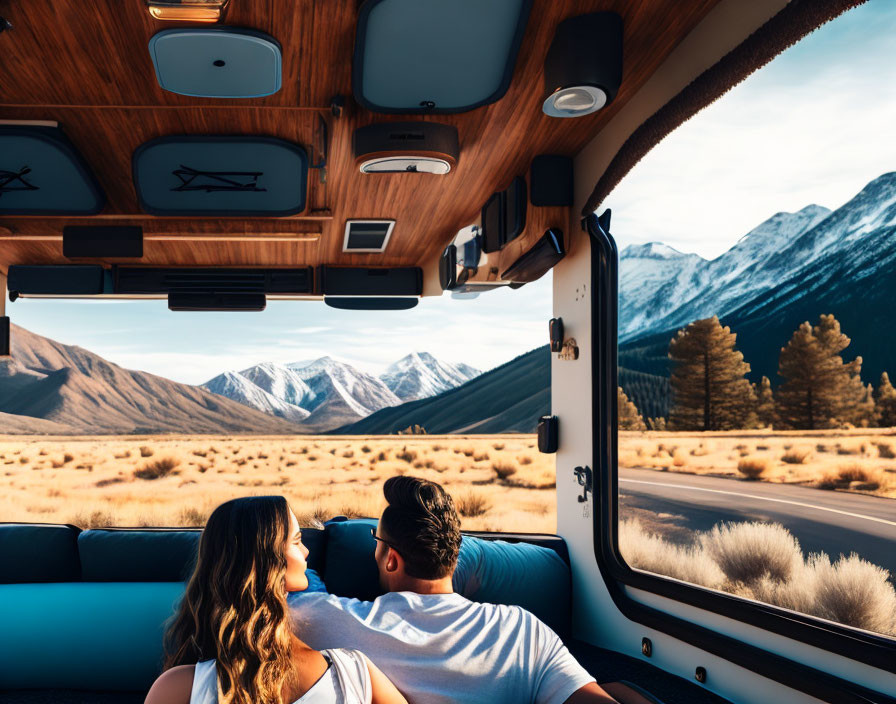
[619,467,896,576]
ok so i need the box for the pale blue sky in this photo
[8,1,892,383]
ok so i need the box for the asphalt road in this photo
[619,467,896,577]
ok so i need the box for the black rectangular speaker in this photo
[63,226,144,258]
[530,155,573,207]
[0,317,9,356]
[7,266,106,296]
[318,267,422,296]
[168,293,266,312]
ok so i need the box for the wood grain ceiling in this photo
[0,0,720,283]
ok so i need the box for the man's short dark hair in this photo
[379,476,461,580]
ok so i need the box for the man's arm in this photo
[563,682,620,704]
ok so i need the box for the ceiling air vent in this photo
[343,220,395,253]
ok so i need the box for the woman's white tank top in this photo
[189,648,373,704]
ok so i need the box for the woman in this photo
[144,496,407,704]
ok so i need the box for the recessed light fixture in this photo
[145,0,230,22]
[542,12,622,118]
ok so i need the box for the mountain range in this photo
[0,324,301,434]
[618,171,896,418]
[202,353,480,432]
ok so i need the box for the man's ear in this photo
[385,547,402,574]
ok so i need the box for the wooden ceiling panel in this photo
[0,0,721,280]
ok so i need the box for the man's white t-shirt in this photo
[289,591,595,704]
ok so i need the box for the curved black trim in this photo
[0,125,106,215]
[584,213,896,704]
[352,0,534,115]
[131,135,308,217]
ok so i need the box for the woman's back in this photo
[189,648,373,704]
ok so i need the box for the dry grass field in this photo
[619,428,896,498]
[0,434,556,532]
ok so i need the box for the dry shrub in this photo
[492,461,517,480]
[134,457,178,480]
[819,464,884,491]
[307,455,318,462]
[192,450,207,458]
[46,488,63,498]
[178,506,208,527]
[518,456,533,466]
[456,492,491,518]
[462,447,475,457]
[70,510,115,528]
[38,449,48,456]
[618,520,723,588]
[671,452,687,467]
[815,443,830,453]
[139,446,154,458]
[737,457,769,480]
[286,461,297,467]
[343,450,354,458]
[700,522,802,586]
[492,443,505,451]
[114,451,131,459]
[781,447,812,464]
[805,553,896,635]
[377,451,388,461]
[875,442,896,459]
[18,457,28,465]
[473,452,490,462]
[836,443,862,456]
[51,459,65,469]
[63,453,74,464]
[338,504,369,519]
[361,445,372,453]
[756,444,770,451]
[395,449,417,463]
[95,477,125,488]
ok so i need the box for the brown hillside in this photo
[0,324,301,434]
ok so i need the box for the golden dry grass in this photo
[619,429,896,498]
[0,435,555,532]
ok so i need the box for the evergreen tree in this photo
[754,376,775,428]
[875,372,896,426]
[618,386,646,430]
[777,315,866,429]
[668,317,756,430]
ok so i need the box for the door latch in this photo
[573,465,592,503]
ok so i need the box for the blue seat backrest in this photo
[0,523,81,583]
[322,519,571,637]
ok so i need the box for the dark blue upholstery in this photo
[0,523,81,583]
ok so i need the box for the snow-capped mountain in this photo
[619,204,832,341]
[203,353,480,431]
[202,370,310,423]
[381,352,481,402]
[619,171,896,401]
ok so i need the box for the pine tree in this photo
[618,386,646,430]
[668,317,756,430]
[776,315,866,429]
[875,372,896,426]
[754,376,775,428]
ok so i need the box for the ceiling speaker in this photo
[353,122,459,174]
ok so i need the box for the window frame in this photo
[583,213,896,704]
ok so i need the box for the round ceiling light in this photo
[542,85,607,118]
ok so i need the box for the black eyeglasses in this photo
[370,527,401,554]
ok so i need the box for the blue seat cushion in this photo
[78,530,200,582]
[0,582,183,690]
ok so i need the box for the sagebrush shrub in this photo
[807,553,896,635]
[134,457,178,480]
[737,457,769,479]
[456,492,491,517]
[619,520,723,588]
[781,447,811,464]
[700,521,802,585]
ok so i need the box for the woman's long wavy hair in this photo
[164,496,297,704]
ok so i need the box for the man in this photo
[290,476,619,704]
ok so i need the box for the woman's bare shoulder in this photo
[144,664,194,704]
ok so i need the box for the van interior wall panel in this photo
[0,0,719,279]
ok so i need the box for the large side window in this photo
[608,0,896,643]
